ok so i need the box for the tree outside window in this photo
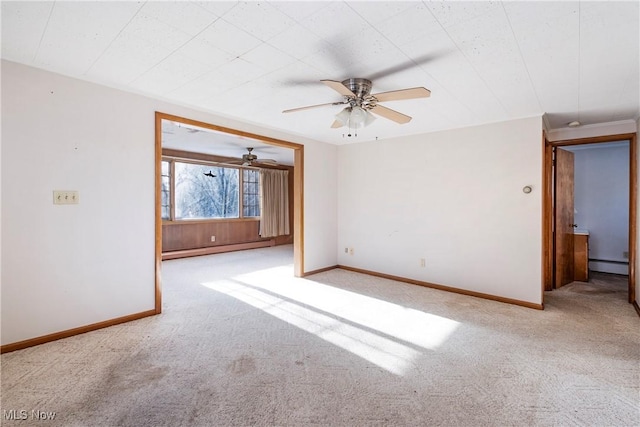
[175,162,239,219]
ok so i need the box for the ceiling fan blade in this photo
[330,120,344,128]
[369,104,412,124]
[283,101,345,113]
[372,87,431,102]
[321,80,356,97]
[367,52,448,80]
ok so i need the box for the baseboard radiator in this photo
[162,239,275,260]
[588,258,629,265]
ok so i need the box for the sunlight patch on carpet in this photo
[201,267,460,375]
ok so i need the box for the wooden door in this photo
[554,147,575,288]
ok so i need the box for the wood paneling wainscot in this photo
[163,219,266,251]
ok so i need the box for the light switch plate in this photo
[53,190,79,205]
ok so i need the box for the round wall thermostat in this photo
[522,185,532,194]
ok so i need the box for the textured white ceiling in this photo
[2,1,639,149]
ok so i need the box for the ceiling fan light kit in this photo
[349,105,367,124]
[335,105,377,129]
[335,107,351,126]
[283,77,431,133]
[363,110,377,127]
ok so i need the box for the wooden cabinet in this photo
[574,233,589,282]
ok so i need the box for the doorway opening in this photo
[154,112,304,314]
[543,132,636,306]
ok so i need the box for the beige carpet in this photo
[1,245,638,426]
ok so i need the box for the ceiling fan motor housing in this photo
[243,147,258,162]
[342,78,372,98]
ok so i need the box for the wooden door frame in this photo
[154,112,305,314]
[542,132,637,304]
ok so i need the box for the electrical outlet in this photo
[53,190,79,205]
[344,247,349,254]
[623,251,629,259]
[420,258,426,268]
[349,248,354,255]
[211,236,216,242]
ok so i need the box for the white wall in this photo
[1,60,337,345]
[303,141,338,272]
[571,144,629,275]
[337,116,543,305]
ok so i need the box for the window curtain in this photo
[259,169,290,238]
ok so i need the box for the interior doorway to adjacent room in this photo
[543,132,636,306]
[154,112,304,314]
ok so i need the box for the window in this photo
[162,157,261,221]
[161,160,171,220]
[243,169,260,217]
[175,162,239,219]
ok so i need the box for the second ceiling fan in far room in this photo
[225,147,278,167]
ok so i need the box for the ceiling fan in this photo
[283,78,431,129]
[227,147,278,167]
